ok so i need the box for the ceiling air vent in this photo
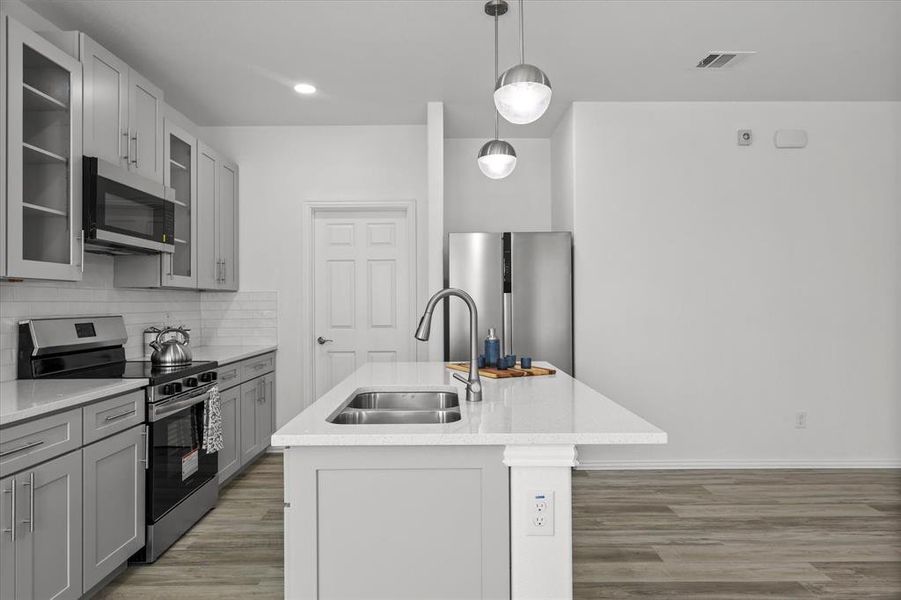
[696,51,755,69]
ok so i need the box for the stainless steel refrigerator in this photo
[446,232,573,374]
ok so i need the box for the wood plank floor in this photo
[573,468,901,599]
[96,456,901,599]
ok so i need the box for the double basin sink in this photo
[327,390,462,425]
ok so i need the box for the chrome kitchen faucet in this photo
[415,288,483,402]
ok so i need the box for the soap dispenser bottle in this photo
[485,327,500,367]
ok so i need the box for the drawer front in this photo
[0,408,82,477]
[218,363,242,390]
[82,390,145,444]
[240,352,275,381]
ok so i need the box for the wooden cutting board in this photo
[446,362,557,379]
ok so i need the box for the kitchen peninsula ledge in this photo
[189,344,278,365]
[0,379,148,426]
[275,362,665,600]
[271,361,666,447]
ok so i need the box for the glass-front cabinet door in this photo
[162,119,197,288]
[3,16,83,281]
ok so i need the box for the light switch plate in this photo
[527,490,555,536]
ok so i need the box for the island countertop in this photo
[271,362,666,447]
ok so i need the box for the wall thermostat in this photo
[737,130,752,146]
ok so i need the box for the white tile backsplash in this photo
[0,254,277,381]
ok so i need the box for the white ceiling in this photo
[25,0,901,138]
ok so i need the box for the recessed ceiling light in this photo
[293,83,317,95]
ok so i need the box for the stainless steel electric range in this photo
[18,316,220,563]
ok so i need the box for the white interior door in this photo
[313,208,413,399]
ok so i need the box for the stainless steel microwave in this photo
[83,157,175,254]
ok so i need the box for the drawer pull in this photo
[0,440,44,458]
[252,363,266,370]
[22,472,34,532]
[222,371,238,381]
[2,479,14,541]
[104,408,136,422]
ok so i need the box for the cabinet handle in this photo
[104,408,136,422]
[0,439,44,458]
[130,133,138,167]
[1,479,14,541]
[258,379,264,403]
[122,130,130,162]
[221,370,237,381]
[221,260,227,284]
[22,473,34,533]
[141,427,149,470]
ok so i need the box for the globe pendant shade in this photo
[477,139,517,179]
[494,63,552,125]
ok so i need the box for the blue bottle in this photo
[484,327,500,367]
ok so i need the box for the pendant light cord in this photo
[519,0,525,64]
[494,9,500,139]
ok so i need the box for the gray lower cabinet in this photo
[219,356,276,484]
[0,450,83,600]
[239,380,261,464]
[82,424,146,593]
[240,373,276,466]
[256,373,275,454]
[217,386,241,483]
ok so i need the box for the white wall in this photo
[550,107,574,232]
[198,125,428,427]
[563,102,901,468]
[444,138,552,233]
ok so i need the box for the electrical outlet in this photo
[527,491,554,536]
[795,411,808,429]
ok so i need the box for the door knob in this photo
[317,336,334,345]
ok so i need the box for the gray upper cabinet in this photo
[80,34,128,168]
[197,142,239,291]
[218,386,241,483]
[113,118,197,289]
[7,450,83,600]
[81,34,164,184]
[2,15,84,281]
[82,425,146,593]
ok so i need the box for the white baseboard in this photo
[576,458,901,470]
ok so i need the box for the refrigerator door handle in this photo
[502,292,513,357]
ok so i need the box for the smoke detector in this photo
[696,51,755,69]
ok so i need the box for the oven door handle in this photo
[149,388,211,422]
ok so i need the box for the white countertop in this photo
[272,362,667,447]
[0,379,149,427]
[190,344,278,365]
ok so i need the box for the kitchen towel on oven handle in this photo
[202,385,224,453]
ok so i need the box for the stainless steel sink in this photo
[347,391,459,410]
[327,390,461,425]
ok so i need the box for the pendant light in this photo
[478,0,517,180]
[494,0,552,125]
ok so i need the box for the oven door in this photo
[146,388,218,523]
[84,157,175,253]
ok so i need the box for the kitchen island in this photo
[272,362,666,600]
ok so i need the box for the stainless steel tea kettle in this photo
[149,326,193,366]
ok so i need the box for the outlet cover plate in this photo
[527,490,555,536]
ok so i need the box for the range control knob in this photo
[200,371,217,383]
[161,383,174,395]
[185,377,198,388]
[171,382,183,393]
